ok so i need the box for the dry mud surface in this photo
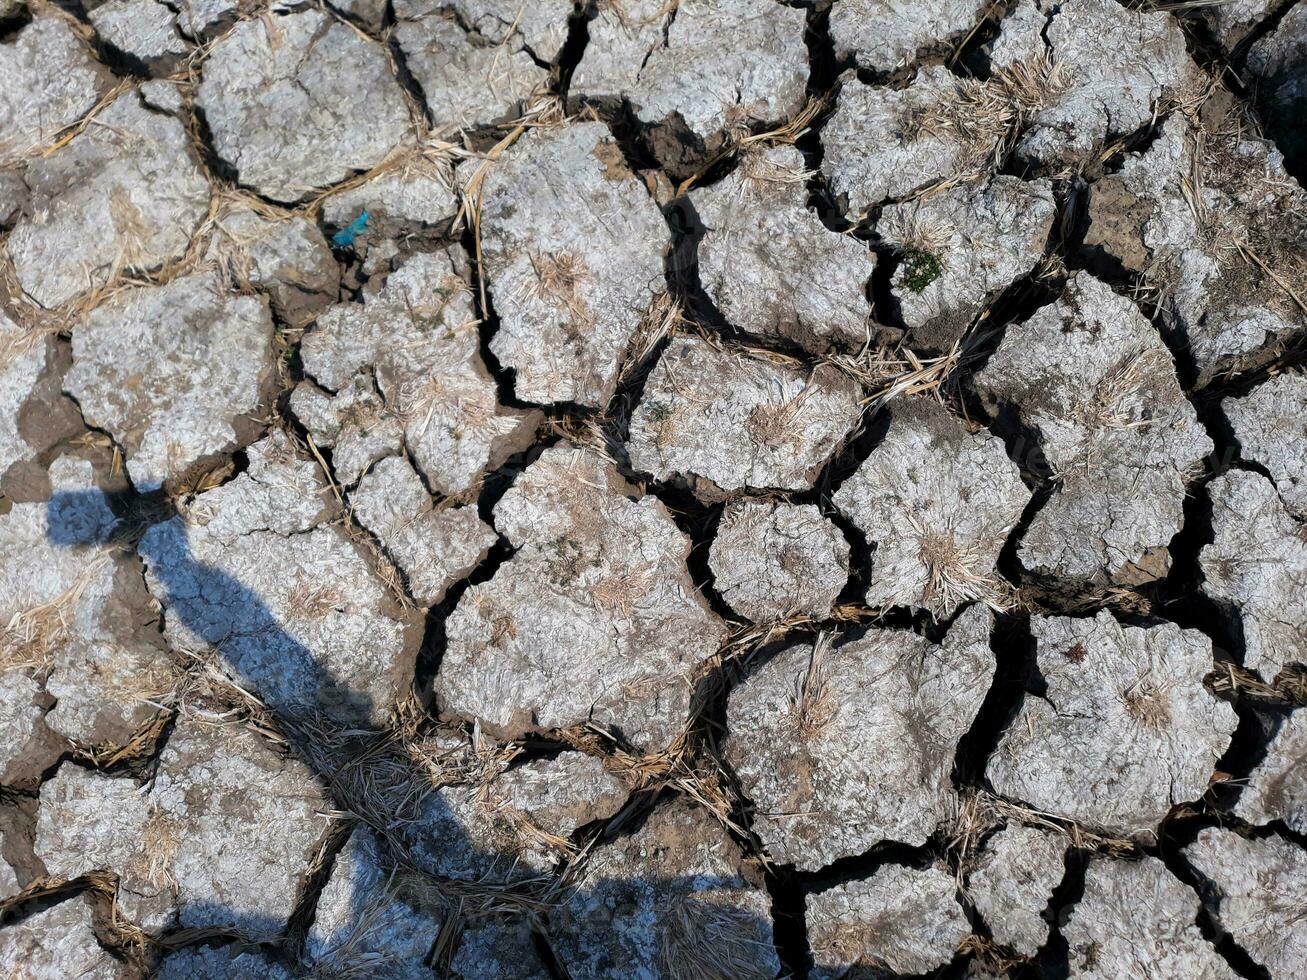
[1,1,1306,977]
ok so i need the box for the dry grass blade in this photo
[825,340,962,405]
[678,97,827,195]
[0,554,112,672]
[1207,662,1307,706]
[909,516,1015,615]
[1236,240,1307,316]
[1075,347,1168,431]
[76,707,176,770]
[658,894,777,980]
[792,633,836,738]
[950,791,1138,864]
[903,55,1071,179]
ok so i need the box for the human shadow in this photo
[42,487,390,951]
[39,487,790,978]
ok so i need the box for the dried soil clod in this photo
[807,863,971,978]
[306,826,441,978]
[89,0,191,73]
[349,455,496,606]
[204,206,340,330]
[8,90,210,310]
[65,272,276,493]
[0,457,173,759]
[1224,372,1307,521]
[477,122,669,408]
[1062,856,1235,979]
[0,896,123,979]
[829,0,990,70]
[34,763,170,930]
[0,16,106,166]
[823,57,1067,216]
[692,144,876,353]
[966,823,1065,957]
[1200,469,1307,682]
[139,431,422,728]
[196,9,412,203]
[990,0,1200,170]
[2,0,1305,966]
[0,316,58,489]
[973,272,1212,583]
[152,714,331,937]
[985,611,1238,835]
[1084,109,1307,380]
[1196,0,1281,53]
[627,336,864,499]
[405,748,628,882]
[708,500,850,625]
[1185,829,1307,980]
[823,67,980,215]
[35,714,331,938]
[1233,709,1307,834]
[880,175,1056,352]
[393,0,557,128]
[453,0,574,62]
[438,445,727,751]
[723,606,994,870]
[550,797,780,980]
[294,250,541,495]
[571,0,809,173]
[833,398,1028,618]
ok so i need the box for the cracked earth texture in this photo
[0,1,1306,978]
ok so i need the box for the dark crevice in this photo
[798,838,947,894]
[767,867,810,979]
[554,2,593,96]
[1027,846,1089,980]
[1155,835,1273,979]
[802,3,840,97]
[1207,706,1285,813]
[1148,463,1244,659]
[87,38,153,80]
[812,396,891,501]
[655,490,738,626]
[791,4,848,236]
[867,238,905,338]
[825,506,873,609]
[1091,111,1183,180]
[952,0,1012,78]
[417,528,519,711]
[455,231,587,428]
[952,611,1038,790]
[1228,0,1302,70]
[531,926,570,980]
[982,415,1055,593]
[284,818,356,956]
[189,104,243,186]
[385,29,435,131]
[0,7,33,41]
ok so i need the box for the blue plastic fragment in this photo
[332,210,370,247]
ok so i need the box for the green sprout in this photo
[646,402,673,424]
[900,249,943,293]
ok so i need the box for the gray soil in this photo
[0,1,1305,977]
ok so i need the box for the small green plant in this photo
[900,249,943,293]
[645,401,673,424]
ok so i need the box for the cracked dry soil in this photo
[1,0,1306,977]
